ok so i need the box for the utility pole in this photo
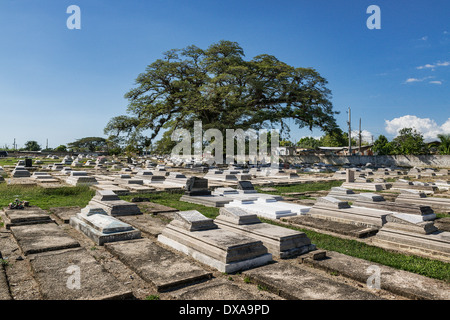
[46,139,48,150]
[359,118,362,155]
[347,107,352,155]
[13,138,16,151]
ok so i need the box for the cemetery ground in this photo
[1,171,449,302]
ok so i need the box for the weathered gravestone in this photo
[237,181,256,193]
[346,169,355,183]
[185,177,211,196]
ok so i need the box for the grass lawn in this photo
[0,157,56,167]
[0,183,95,210]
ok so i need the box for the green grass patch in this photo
[0,184,95,210]
[119,192,220,219]
[261,218,450,282]
[0,157,56,167]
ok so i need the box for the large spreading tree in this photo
[105,40,339,154]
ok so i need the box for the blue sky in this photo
[0,0,449,149]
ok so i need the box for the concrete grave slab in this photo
[105,238,212,292]
[0,263,12,300]
[283,215,379,238]
[224,199,297,219]
[135,202,178,215]
[169,278,279,300]
[2,206,53,229]
[49,206,81,224]
[302,250,450,300]
[243,262,383,300]
[353,193,435,216]
[29,248,133,300]
[10,223,80,255]
[91,184,130,195]
[308,196,391,228]
[118,214,168,237]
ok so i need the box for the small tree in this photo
[68,137,107,152]
[55,145,67,152]
[319,129,353,147]
[437,134,450,155]
[296,136,321,149]
[372,135,392,155]
[390,128,428,155]
[23,140,41,151]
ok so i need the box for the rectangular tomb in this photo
[2,206,53,229]
[70,206,141,245]
[10,222,80,255]
[214,207,315,258]
[308,196,391,228]
[157,210,272,273]
[105,238,212,292]
[224,199,297,219]
[88,190,142,216]
[29,247,133,300]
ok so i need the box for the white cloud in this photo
[385,115,450,141]
[403,76,434,84]
[416,64,435,70]
[405,78,421,83]
[420,36,428,41]
[436,61,450,67]
[417,60,450,70]
[351,129,373,143]
[429,80,442,85]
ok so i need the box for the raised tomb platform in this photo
[88,190,142,216]
[70,205,141,245]
[352,193,436,218]
[395,189,450,213]
[224,198,298,219]
[307,196,390,228]
[157,210,273,273]
[214,207,315,258]
[180,177,233,207]
[373,211,450,262]
[65,171,98,186]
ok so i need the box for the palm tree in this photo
[437,134,450,155]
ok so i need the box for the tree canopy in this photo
[68,137,107,152]
[389,128,428,155]
[23,140,41,151]
[104,40,339,154]
[372,135,392,155]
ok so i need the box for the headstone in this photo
[25,158,32,168]
[185,177,211,196]
[346,169,355,183]
[237,180,254,191]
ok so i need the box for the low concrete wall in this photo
[281,155,450,169]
